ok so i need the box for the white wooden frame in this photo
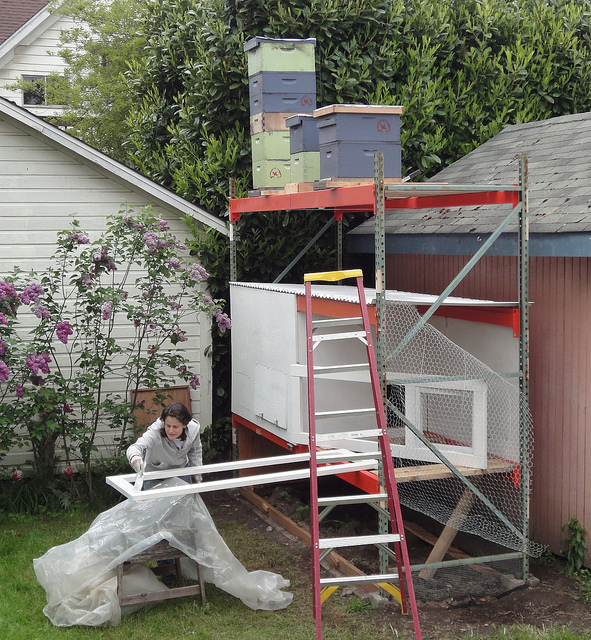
[390,379,488,469]
[107,449,380,501]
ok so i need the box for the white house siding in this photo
[0,13,76,117]
[0,115,213,471]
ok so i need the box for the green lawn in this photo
[1,505,590,640]
[0,506,404,640]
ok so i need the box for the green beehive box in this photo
[252,159,291,189]
[244,37,316,75]
[290,151,320,183]
[251,131,291,162]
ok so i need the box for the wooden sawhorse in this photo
[117,539,206,607]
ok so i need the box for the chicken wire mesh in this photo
[381,300,545,563]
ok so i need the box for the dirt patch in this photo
[203,487,591,640]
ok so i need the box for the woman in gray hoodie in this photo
[127,401,202,485]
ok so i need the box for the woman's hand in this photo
[130,456,144,473]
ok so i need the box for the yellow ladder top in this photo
[304,269,363,283]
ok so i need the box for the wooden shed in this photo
[348,111,591,562]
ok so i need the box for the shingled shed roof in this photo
[349,111,591,249]
[0,0,48,45]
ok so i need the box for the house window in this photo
[22,75,62,107]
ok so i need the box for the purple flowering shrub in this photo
[0,209,229,487]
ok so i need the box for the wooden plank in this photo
[313,104,404,117]
[120,585,202,607]
[239,487,379,593]
[419,488,474,580]
[404,521,499,577]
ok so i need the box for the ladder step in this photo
[318,533,401,549]
[317,451,381,464]
[316,428,381,441]
[312,317,363,328]
[318,493,389,506]
[315,408,376,420]
[312,330,366,343]
[320,573,400,587]
[313,363,369,375]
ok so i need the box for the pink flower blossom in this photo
[34,304,51,320]
[63,466,73,478]
[12,469,23,482]
[26,352,51,375]
[56,321,73,344]
[189,264,210,282]
[189,374,200,390]
[20,283,44,305]
[142,231,159,247]
[0,340,4,357]
[64,403,73,414]
[215,309,232,333]
[0,360,9,382]
[135,399,146,408]
[157,219,169,231]
[102,300,113,320]
[0,313,7,325]
[0,281,18,302]
[172,326,188,343]
[68,231,90,245]
[15,384,24,398]
[167,257,181,270]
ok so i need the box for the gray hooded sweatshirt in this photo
[127,418,202,482]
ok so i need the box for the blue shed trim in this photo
[347,232,591,258]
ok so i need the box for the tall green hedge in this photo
[127,0,591,216]
[121,0,591,433]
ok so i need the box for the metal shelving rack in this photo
[229,152,531,580]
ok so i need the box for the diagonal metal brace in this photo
[385,202,522,367]
[274,216,335,283]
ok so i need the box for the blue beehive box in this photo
[249,71,316,95]
[314,104,404,180]
[314,104,403,144]
[249,71,316,114]
[286,113,319,154]
[250,92,316,114]
[319,142,402,180]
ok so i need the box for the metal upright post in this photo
[229,178,238,466]
[518,154,530,580]
[374,152,388,578]
[229,178,237,284]
[336,213,343,273]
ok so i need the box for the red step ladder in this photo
[304,269,422,640]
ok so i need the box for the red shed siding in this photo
[386,254,591,560]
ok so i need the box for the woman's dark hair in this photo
[159,401,192,440]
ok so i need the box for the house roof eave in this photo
[0,97,228,236]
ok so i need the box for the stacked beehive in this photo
[313,104,404,184]
[244,36,317,191]
[285,113,320,187]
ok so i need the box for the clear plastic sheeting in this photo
[33,479,293,627]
